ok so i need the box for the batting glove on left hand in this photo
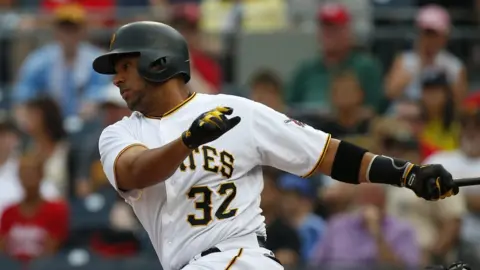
[182,106,241,149]
[404,164,459,201]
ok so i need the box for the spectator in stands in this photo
[0,118,59,219]
[418,70,459,160]
[261,168,301,268]
[278,173,325,264]
[316,70,373,138]
[370,117,421,164]
[170,3,222,94]
[22,98,69,197]
[422,98,480,266]
[385,4,467,107]
[249,70,286,113]
[70,84,130,198]
[41,0,115,27]
[389,98,424,139]
[286,3,383,113]
[312,184,420,270]
[13,3,109,122]
[0,155,69,262]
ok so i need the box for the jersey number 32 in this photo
[187,182,237,226]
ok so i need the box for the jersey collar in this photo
[145,92,197,119]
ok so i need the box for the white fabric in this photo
[400,50,463,100]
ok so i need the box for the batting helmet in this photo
[92,21,191,84]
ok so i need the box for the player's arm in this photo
[250,101,457,201]
[315,138,458,201]
[103,107,240,191]
[115,139,192,190]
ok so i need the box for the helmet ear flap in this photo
[137,50,190,83]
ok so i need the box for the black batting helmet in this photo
[92,21,191,84]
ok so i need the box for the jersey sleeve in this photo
[250,102,331,178]
[99,119,147,200]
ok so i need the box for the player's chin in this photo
[126,98,142,112]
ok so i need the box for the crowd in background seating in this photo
[1,0,480,269]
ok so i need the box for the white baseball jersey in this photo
[99,92,331,270]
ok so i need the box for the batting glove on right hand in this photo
[182,106,241,149]
[404,164,459,201]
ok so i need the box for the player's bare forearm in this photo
[116,137,192,190]
[316,139,373,183]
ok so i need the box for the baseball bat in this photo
[455,177,480,187]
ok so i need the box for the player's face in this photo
[113,56,149,112]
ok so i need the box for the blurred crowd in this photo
[2,0,480,270]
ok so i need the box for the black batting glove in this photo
[404,164,459,201]
[182,106,241,149]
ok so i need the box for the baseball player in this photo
[93,21,459,270]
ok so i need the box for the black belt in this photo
[200,236,266,257]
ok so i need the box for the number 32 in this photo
[187,182,237,226]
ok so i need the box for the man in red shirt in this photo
[0,155,69,262]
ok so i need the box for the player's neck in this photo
[145,82,191,117]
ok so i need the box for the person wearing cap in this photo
[385,4,467,108]
[277,173,325,265]
[12,3,110,120]
[69,83,130,198]
[169,3,222,94]
[260,168,301,268]
[286,2,383,114]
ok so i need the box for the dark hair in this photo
[25,97,66,142]
[421,83,455,131]
[0,118,19,135]
[249,70,282,91]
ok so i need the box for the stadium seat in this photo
[29,249,117,270]
[69,187,117,232]
[0,255,22,270]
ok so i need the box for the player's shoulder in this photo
[195,93,259,111]
[197,92,252,104]
[99,112,141,139]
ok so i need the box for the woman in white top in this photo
[385,4,468,108]
[21,97,69,197]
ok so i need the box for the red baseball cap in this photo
[317,3,350,25]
